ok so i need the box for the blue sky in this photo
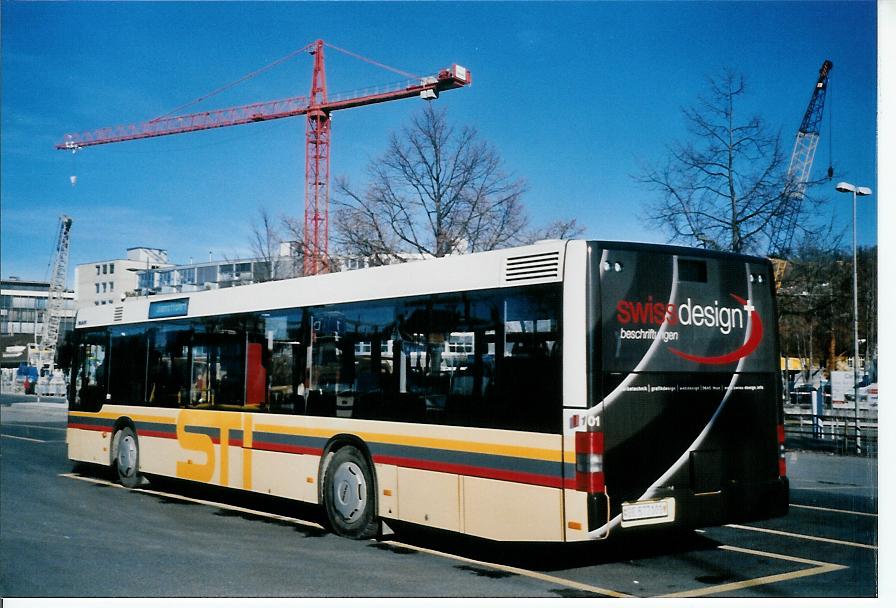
[1,1,878,281]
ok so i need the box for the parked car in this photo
[789,383,814,405]
[845,382,878,406]
[788,382,830,406]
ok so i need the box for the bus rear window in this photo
[593,248,778,374]
[678,259,707,283]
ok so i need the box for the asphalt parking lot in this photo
[0,397,879,598]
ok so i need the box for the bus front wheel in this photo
[322,446,379,539]
[112,427,142,489]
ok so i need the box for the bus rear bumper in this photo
[601,477,789,538]
[670,476,790,529]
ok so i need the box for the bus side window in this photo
[306,311,342,418]
[500,289,562,431]
[214,331,245,407]
[190,344,212,406]
[246,341,266,407]
[264,315,306,414]
[73,331,109,412]
[109,326,147,405]
[147,323,192,407]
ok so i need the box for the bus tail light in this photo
[777,424,786,477]
[575,430,605,493]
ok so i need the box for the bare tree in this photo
[524,218,587,243]
[249,206,283,281]
[776,240,876,379]
[333,105,530,264]
[638,70,827,256]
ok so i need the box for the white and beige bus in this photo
[67,240,788,542]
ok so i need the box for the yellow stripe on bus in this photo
[76,409,563,462]
[70,409,176,425]
[253,422,561,461]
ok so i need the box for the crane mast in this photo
[35,215,73,371]
[56,40,471,275]
[772,59,833,257]
[305,40,331,276]
[787,59,833,194]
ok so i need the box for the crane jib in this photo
[54,39,471,277]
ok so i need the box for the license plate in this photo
[621,498,674,527]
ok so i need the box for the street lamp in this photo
[835,181,872,454]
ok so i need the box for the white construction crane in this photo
[32,215,73,386]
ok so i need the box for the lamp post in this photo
[835,181,872,454]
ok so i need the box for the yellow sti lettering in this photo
[216,413,242,487]
[242,414,253,490]
[176,410,215,482]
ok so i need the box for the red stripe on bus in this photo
[373,454,565,489]
[137,429,176,440]
[66,425,575,489]
[132,430,246,448]
[67,423,112,432]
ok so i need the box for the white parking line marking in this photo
[1,434,46,443]
[2,423,66,432]
[62,472,631,597]
[790,503,877,517]
[60,473,326,530]
[725,523,877,550]
[382,539,633,598]
[60,473,862,598]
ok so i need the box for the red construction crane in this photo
[56,40,472,275]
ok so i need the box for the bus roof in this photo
[592,240,771,265]
[74,240,770,328]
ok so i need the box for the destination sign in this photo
[148,298,190,319]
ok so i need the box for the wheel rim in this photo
[118,434,137,478]
[331,461,367,523]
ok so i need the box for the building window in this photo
[197,266,216,284]
[95,283,100,294]
[109,263,115,274]
[96,265,101,275]
[109,281,114,291]
[102,264,108,274]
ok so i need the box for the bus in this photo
[66,240,788,542]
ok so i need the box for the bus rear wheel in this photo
[113,427,142,489]
[322,446,379,539]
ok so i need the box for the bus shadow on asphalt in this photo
[70,463,330,536]
[378,523,721,572]
[71,463,719,570]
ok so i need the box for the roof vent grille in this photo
[113,306,124,322]
[504,250,560,283]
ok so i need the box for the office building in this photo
[74,247,172,309]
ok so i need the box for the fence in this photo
[784,407,878,457]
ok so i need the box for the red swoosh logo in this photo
[668,294,762,365]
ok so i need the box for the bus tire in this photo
[113,427,142,489]
[322,445,379,539]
